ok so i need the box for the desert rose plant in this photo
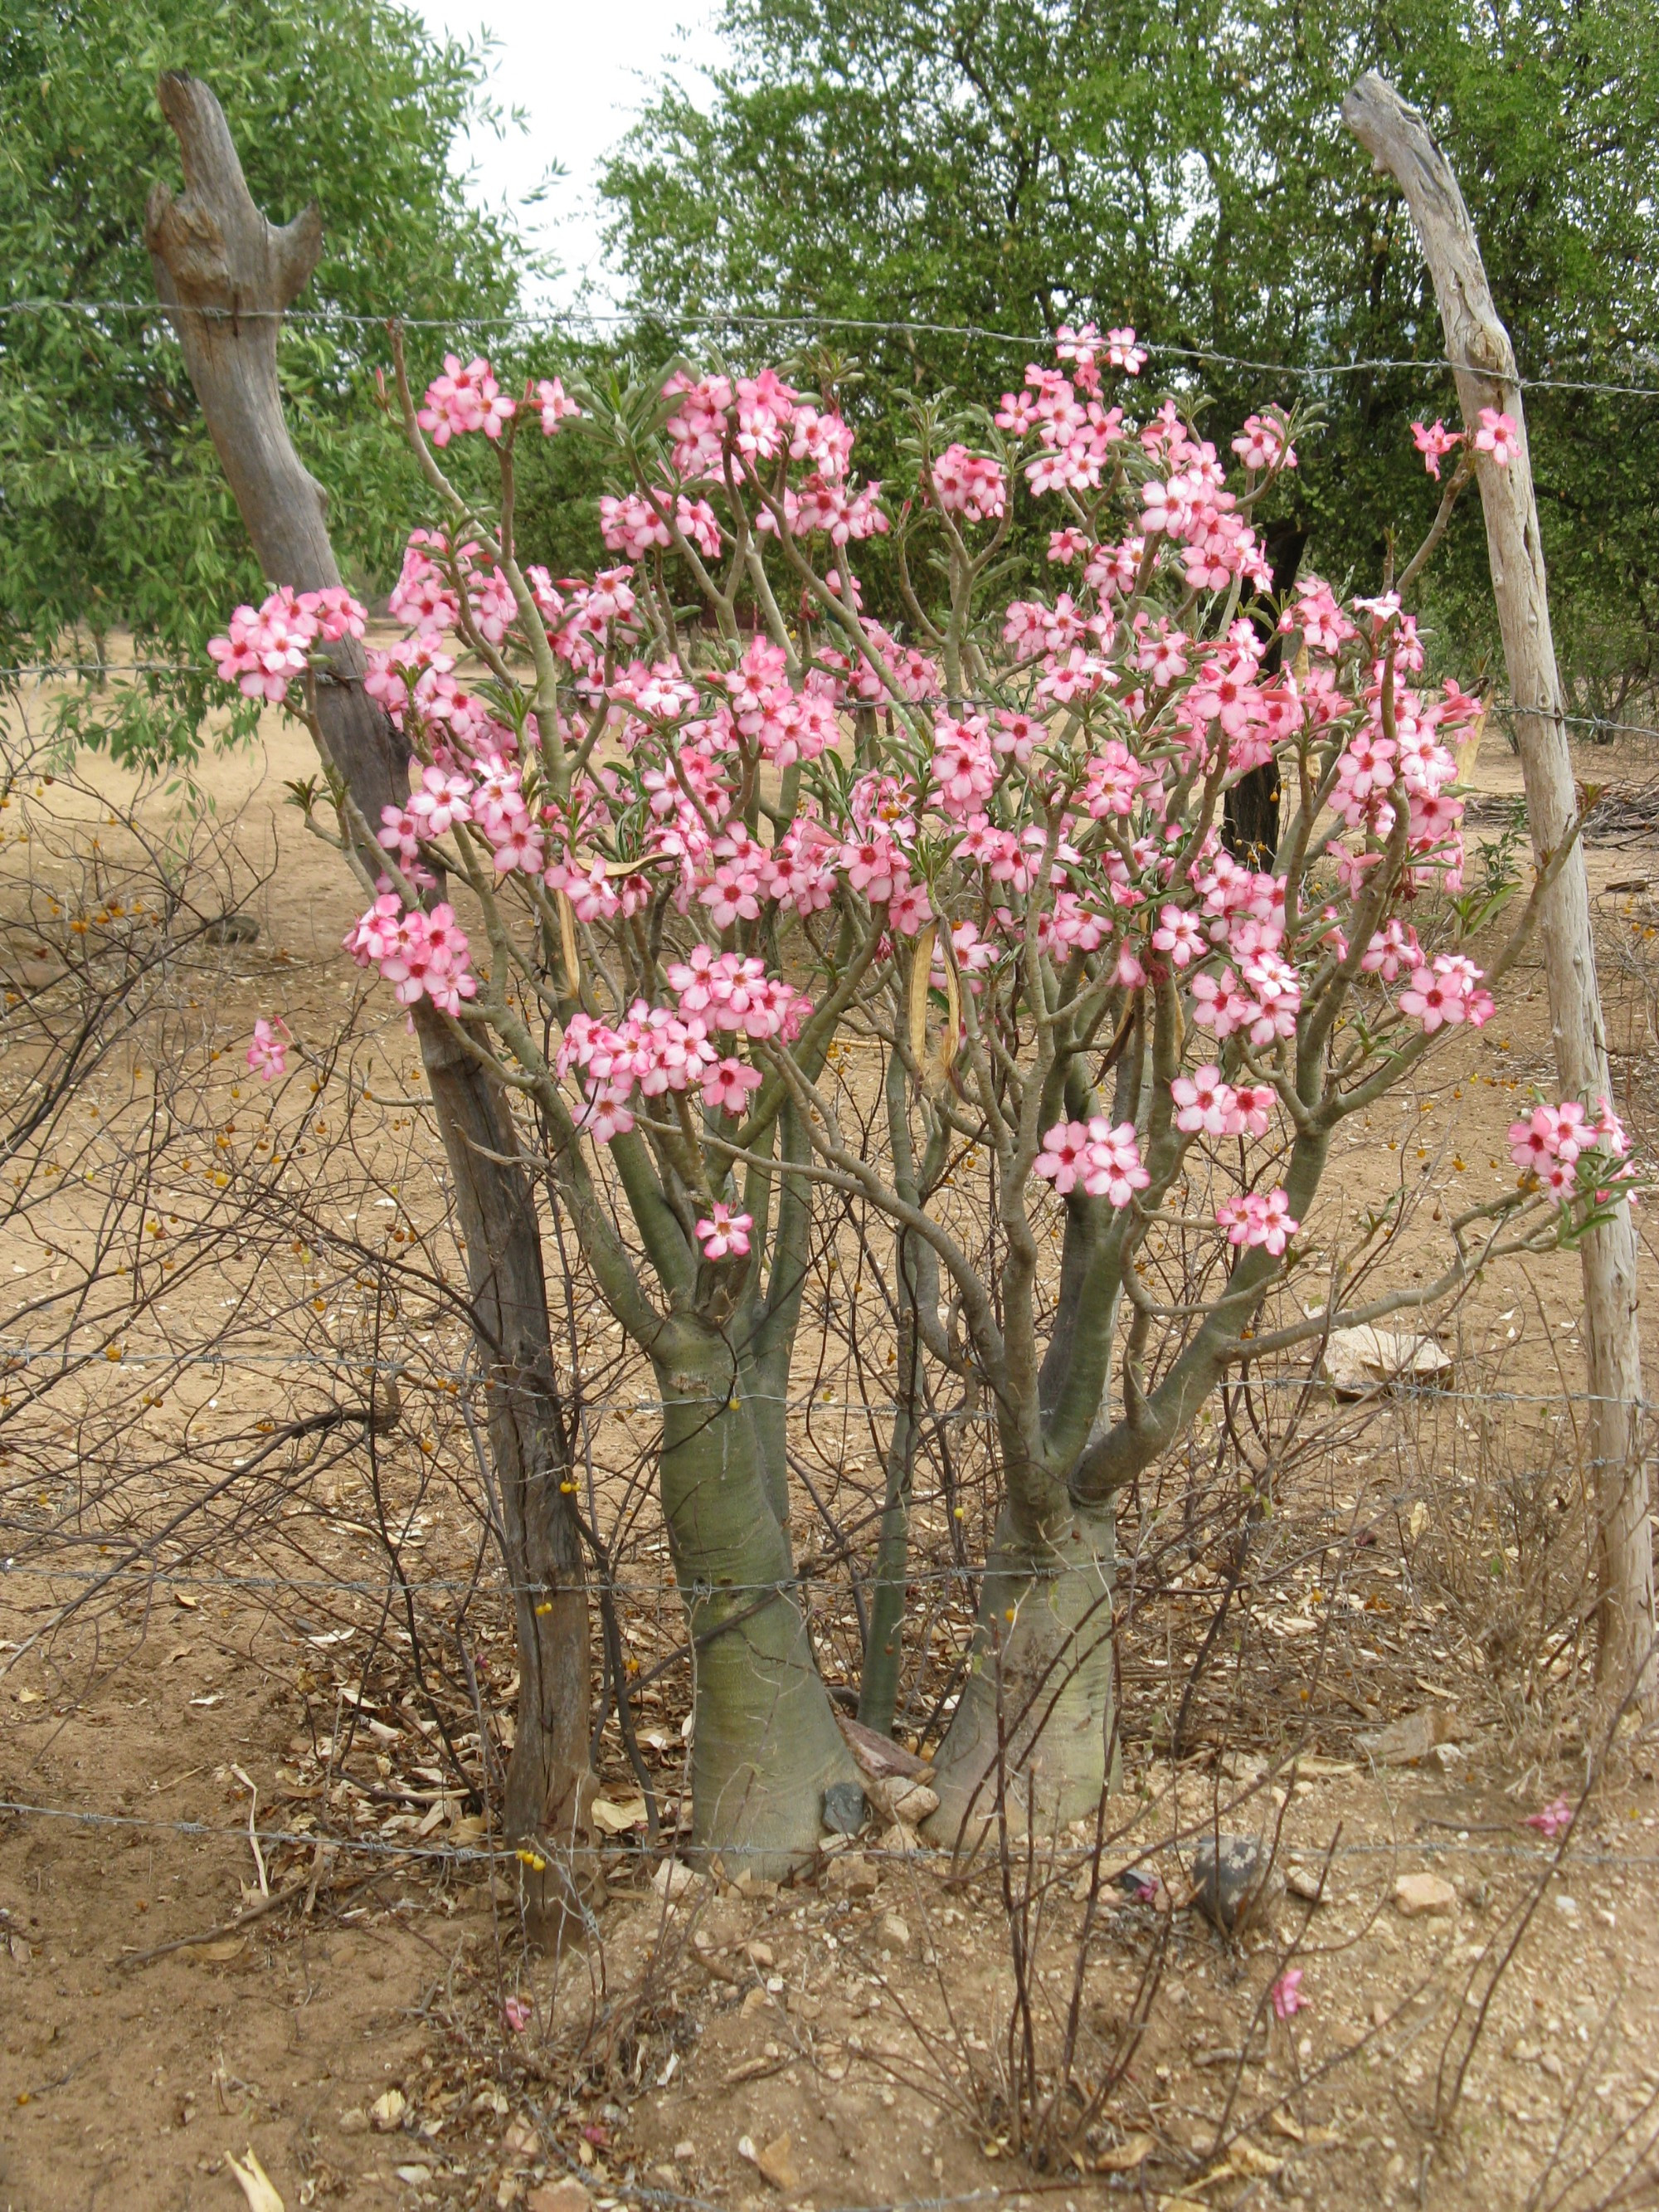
[216,325,1637,1868]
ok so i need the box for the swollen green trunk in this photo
[923,1497,1117,1849]
[657,1332,857,1875]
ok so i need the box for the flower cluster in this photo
[1034,1119,1151,1208]
[1507,1097,1632,1199]
[343,894,479,1016]
[209,585,367,701]
[1215,1188,1299,1255]
[416,354,515,445]
[1410,407,1519,480]
[930,444,1007,522]
[553,951,810,1143]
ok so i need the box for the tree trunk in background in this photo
[1224,523,1308,864]
[144,71,595,1860]
[1344,71,1655,1713]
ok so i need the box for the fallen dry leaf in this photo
[1267,2110,1305,2142]
[591,1797,648,1835]
[369,2087,406,2130]
[1096,2132,1154,2171]
[199,1937,247,1964]
[226,2145,284,2212]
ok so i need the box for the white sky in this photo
[415,0,725,314]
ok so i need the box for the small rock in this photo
[337,2109,368,2135]
[1357,1705,1462,1766]
[870,1776,940,1825]
[1552,1893,1580,1920]
[1394,1872,1458,1918]
[652,1858,701,1903]
[757,2133,802,2192]
[878,1822,920,1856]
[673,2141,696,2163]
[527,2183,593,2212]
[745,1940,775,1969]
[879,1912,911,1948]
[821,1781,868,1835]
[370,2088,407,2130]
[1284,1865,1327,1903]
[1319,1324,1451,1397]
[1190,1835,1283,1932]
[826,1853,880,1895]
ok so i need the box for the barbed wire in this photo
[7,294,1659,398]
[7,656,1659,748]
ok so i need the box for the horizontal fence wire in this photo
[7,294,1659,398]
[2,1796,1654,1873]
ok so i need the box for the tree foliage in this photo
[602,0,1659,714]
[0,0,527,760]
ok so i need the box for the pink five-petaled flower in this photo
[1106,326,1147,374]
[1411,419,1462,480]
[1399,954,1493,1034]
[1271,1968,1307,2022]
[246,1016,289,1082]
[1034,1121,1091,1196]
[1472,407,1520,467]
[695,1203,752,1262]
[533,377,581,434]
[1215,1188,1299,1256]
[502,1995,532,2033]
[1525,1795,1574,1841]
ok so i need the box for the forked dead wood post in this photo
[1344,70,1656,1711]
[143,71,596,1864]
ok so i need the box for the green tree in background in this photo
[0,0,533,761]
[603,0,1659,716]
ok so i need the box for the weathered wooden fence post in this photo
[1344,71,1655,1711]
[144,71,596,1859]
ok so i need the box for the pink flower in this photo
[417,353,514,445]
[1082,1119,1149,1207]
[1215,1187,1299,1255]
[1472,407,1520,467]
[533,376,581,434]
[1106,326,1147,375]
[1525,1795,1574,1840]
[1232,412,1296,472]
[246,1016,289,1081]
[1399,954,1491,1033]
[1034,1121,1091,1196]
[695,1202,753,1261]
[1271,1968,1307,2022]
[502,1995,532,2033]
[1411,419,1462,480]
[701,1056,763,1116]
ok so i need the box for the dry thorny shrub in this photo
[2,745,1657,2209]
